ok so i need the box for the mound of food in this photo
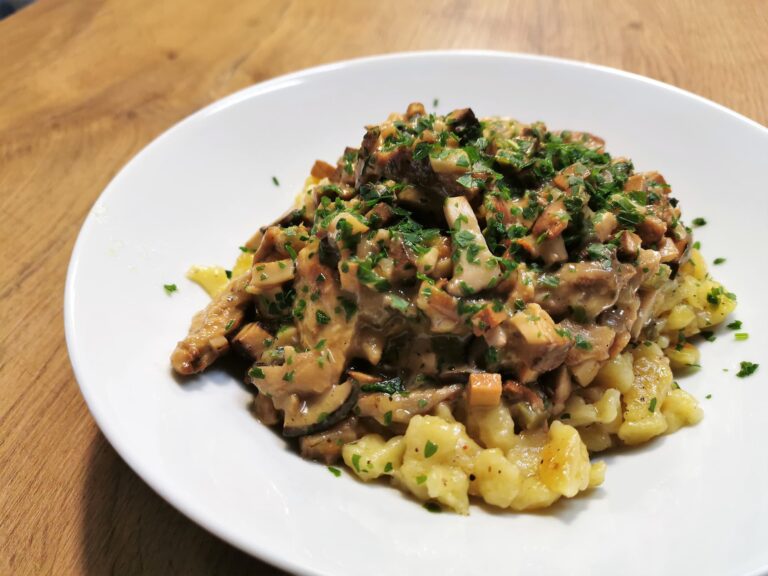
[171,103,735,514]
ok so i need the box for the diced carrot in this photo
[471,306,507,336]
[311,159,336,179]
[467,373,502,407]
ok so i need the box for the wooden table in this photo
[1,0,765,573]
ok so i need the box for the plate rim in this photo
[63,49,768,576]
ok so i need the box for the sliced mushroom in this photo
[356,384,463,426]
[282,379,359,438]
[247,259,295,293]
[299,417,363,464]
[250,393,280,426]
[444,107,482,143]
[503,380,549,431]
[549,366,572,416]
[505,303,572,376]
[443,196,501,296]
[437,368,480,383]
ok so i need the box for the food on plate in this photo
[171,103,736,513]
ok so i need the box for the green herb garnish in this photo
[737,362,758,378]
[424,440,438,458]
[248,367,265,379]
[359,377,405,396]
[316,310,331,325]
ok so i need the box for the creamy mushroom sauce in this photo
[171,103,735,512]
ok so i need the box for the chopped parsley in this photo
[316,310,331,325]
[272,176,280,186]
[648,397,657,413]
[292,298,307,319]
[432,98,439,108]
[423,502,442,513]
[736,361,759,378]
[416,475,427,485]
[726,320,742,330]
[574,334,593,350]
[424,440,438,458]
[586,243,612,262]
[538,275,560,288]
[338,296,358,320]
[224,319,235,331]
[706,287,722,306]
[705,394,712,399]
[351,453,362,473]
[359,377,405,396]
[452,229,476,249]
[248,366,265,379]
[356,259,390,292]
[282,370,295,382]
[713,257,726,265]
[384,462,394,473]
[342,150,358,175]
[327,466,341,477]
[163,283,178,295]
[383,410,393,426]
[700,330,716,342]
[284,243,298,260]
[691,217,707,227]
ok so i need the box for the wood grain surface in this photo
[1,0,766,574]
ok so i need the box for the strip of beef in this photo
[171,270,253,375]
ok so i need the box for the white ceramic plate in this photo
[65,51,768,576]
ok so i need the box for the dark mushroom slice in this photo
[282,379,359,438]
[503,380,549,431]
[250,393,280,426]
[437,368,481,384]
[356,384,463,426]
[242,208,306,251]
[299,417,364,464]
[444,107,482,143]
